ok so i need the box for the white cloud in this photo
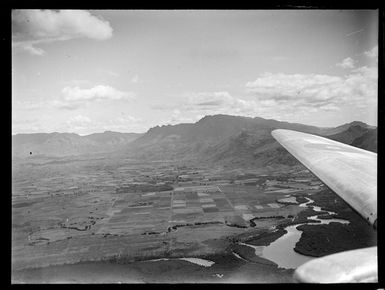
[13,85,135,114]
[12,10,113,55]
[246,67,377,110]
[336,57,355,69]
[66,115,91,131]
[14,85,134,113]
[168,65,377,123]
[62,85,134,101]
[365,45,378,59]
[180,91,260,117]
[159,90,303,122]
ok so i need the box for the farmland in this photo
[11,155,376,283]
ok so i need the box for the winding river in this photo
[237,196,350,269]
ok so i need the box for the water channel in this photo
[237,196,350,269]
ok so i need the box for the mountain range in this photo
[12,115,377,168]
[12,131,142,158]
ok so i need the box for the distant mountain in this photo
[320,121,376,136]
[84,131,141,147]
[12,131,143,158]
[327,125,377,153]
[124,114,377,168]
[125,115,314,163]
[12,115,377,169]
[128,114,330,154]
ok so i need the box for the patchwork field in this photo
[11,157,376,283]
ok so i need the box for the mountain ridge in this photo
[122,115,376,169]
[12,115,377,167]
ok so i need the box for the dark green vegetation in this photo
[293,189,377,257]
[295,223,377,257]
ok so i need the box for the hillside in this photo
[128,115,328,157]
[351,128,377,153]
[123,115,377,168]
[202,130,299,168]
[327,124,377,153]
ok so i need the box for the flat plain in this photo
[11,155,376,283]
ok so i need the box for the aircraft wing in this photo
[271,129,377,227]
[271,129,377,283]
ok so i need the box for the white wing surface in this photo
[271,129,377,227]
[293,246,378,283]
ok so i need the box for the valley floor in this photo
[11,156,376,283]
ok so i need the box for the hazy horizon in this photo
[12,10,378,135]
[11,113,377,136]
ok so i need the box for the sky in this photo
[12,10,378,135]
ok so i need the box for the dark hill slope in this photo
[351,128,377,153]
[327,125,377,153]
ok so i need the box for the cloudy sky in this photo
[12,10,378,135]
